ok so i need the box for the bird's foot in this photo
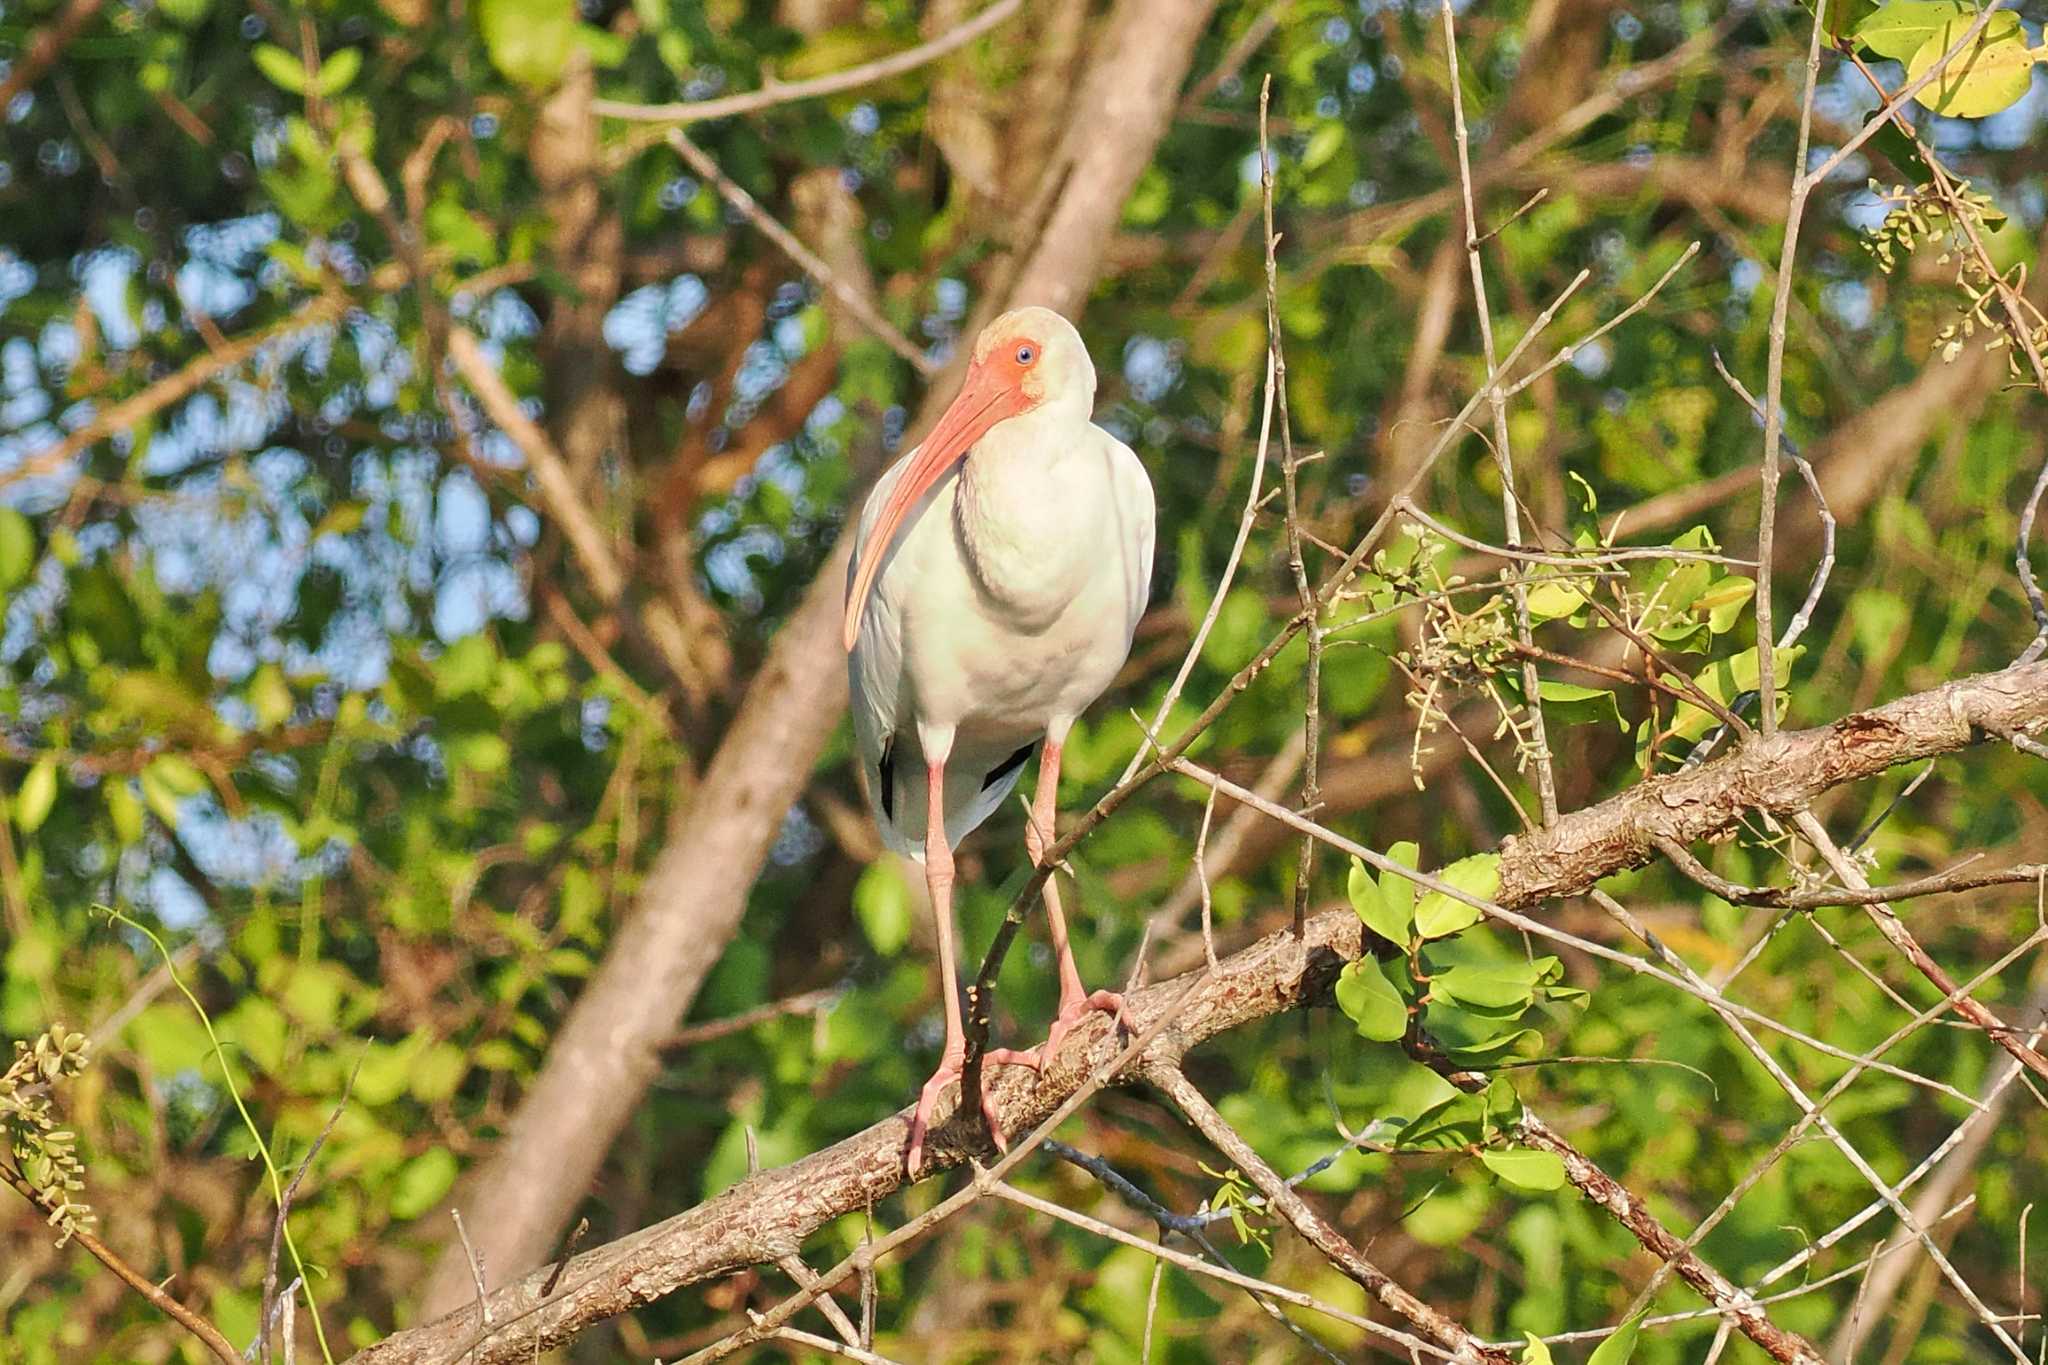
[905,1047,1035,1178]
[998,989,1139,1076]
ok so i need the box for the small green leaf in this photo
[1537,680,1624,730]
[252,42,308,93]
[433,634,496,698]
[1587,1313,1646,1365]
[476,0,579,87]
[15,758,59,833]
[1441,1027,1542,1064]
[1696,575,1755,634]
[1853,0,1973,61]
[854,860,912,956]
[1335,957,1409,1042]
[1379,841,1419,927]
[0,507,34,591]
[1481,1146,1566,1191]
[1907,14,2037,119]
[315,47,362,96]
[1524,579,1585,622]
[1520,1332,1556,1365]
[106,780,144,845]
[1432,965,1538,1013]
[389,1148,459,1220]
[1396,1091,1487,1151]
[1348,857,1410,944]
[1414,853,1501,940]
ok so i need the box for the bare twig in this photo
[0,0,104,111]
[1656,837,2047,911]
[1152,1065,1511,1362]
[1,1163,240,1365]
[665,987,843,1049]
[259,1053,362,1365]
[593,0,1023,124]
[1442,0,1557,825]
[664,131,935,376]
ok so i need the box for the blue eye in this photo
[1015,344,1036,365]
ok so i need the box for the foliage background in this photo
[2,0,2046,1359]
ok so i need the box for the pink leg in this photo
[905,753,1028,1176]
[985,737,1137,1076]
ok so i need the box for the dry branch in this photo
[351,659,2048,1364]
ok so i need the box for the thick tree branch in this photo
[353,660,2048,1363]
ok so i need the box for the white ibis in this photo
[845,305,1155,1174]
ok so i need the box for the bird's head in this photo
[843,307,1095,650]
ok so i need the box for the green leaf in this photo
[433,634,496,698]
[1414,853,1501,940]
[1480,1146,1566,1191]
[106,780,144,845]
[1348,857,1409,944]
[1667,645,1806,747]
[1696,575,1755,634]
[1395,1091,1487,1151]
[1441,1027,1541,1064]
[1906,14,2037,119]
[1520,1332,1556,1365]
[1538,681,1624,730]
[388,1148,459,1220]
[252,42,308,94]
[477,0,579,88]
[1587,1314,1646,1365]
[315,47,362,96]
[854,860,912,956]
[1853,0,1973,61]
[1524,579,1585,622]
[1335,957,1409,1042]
[1432,965,1538,1013]
[1379,841,1419,929]
[0,507,33,591]
[15,758,59,833]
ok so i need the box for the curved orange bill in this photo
[843,363,1025,651]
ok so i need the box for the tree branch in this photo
[350,659,2048,1363]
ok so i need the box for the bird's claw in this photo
[1026,989,1138,1075]
[904,1048,1034,1177]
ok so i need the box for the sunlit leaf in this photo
[1335,957,1409,1042]
[1415,853,1502,940]
[1906,14,2038,119]
[1480,1146,1566,1191]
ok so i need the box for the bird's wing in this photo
[846,448,922,856]
[1102,426,1158,639]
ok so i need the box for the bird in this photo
[844,305,1156,1175]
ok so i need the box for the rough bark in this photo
[417,0,1222,1314]
[362,660,2048,1364]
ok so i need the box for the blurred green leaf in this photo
[0,508,33,591]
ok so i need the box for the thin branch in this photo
[1442,0,1557,826]
[665,987,844,1049]
[0,0,105,111]
[1656,838,2047,911]
[665,130,935,376]
[592,0,1023,124]
[1151,1065,1511,1362]
[1,1163,240,1365]
[2,294,351,493]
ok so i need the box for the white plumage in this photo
[843,306,1155,1172]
